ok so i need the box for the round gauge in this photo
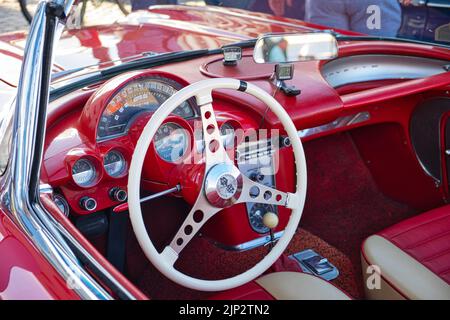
[220,123,235,149]
[104,150,126,177]
[72,158,96,187]
[97,78,195,140]
[154,123,189,163]
[248,203,276,234]
[53,194,69,217]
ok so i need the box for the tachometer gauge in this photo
[154,123,189,163]
[72,158,96,187]
[104,150,126,177]
[220,122,235,149]
[97,78,195,140]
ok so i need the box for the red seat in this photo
[379,205,450,284]
[210,282,275,300]
[362,205,450,299]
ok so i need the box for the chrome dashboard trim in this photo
[322,54,448,88]
[213,231,284,252]
[298,112,371,139]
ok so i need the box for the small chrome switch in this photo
[109,187,127,202]
[79,196,97,212]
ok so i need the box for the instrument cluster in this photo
[53,72,248,216]
[71,149,128,188]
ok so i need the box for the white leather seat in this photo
[255,272,351,300]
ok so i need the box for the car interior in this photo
[37,28,450,300]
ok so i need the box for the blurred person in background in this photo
[130,0,305,19]
[131,0,255,12]
[205,0,256,9]
[304,0,413,37]
[131,0,176,11]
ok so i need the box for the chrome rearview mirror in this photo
[253,33,339,64]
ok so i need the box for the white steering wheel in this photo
[128,78,307,292]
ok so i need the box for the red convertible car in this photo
[0,2,449,300]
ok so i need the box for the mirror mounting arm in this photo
[271,64,301,97]
[277,81,301,97]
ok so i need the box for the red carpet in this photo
[128,228,359,300]
[300,132,419,296]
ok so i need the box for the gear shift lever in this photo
[263,212,279,250]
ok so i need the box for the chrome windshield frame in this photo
[0,0,136,300]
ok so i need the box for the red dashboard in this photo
[42,41,450,247]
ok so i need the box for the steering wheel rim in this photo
[128,78,307,292]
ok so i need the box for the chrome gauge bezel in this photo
[71,158,97,187]
[103,149,127,178]
[53,194,70,217]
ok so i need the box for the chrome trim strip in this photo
[39,183,54,194]
[43,208,135,299]
[428,2,450,9]
[298,112,371,139]
[213,231,284,252]
[5,1,109,300]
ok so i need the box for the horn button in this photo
[204,164,243,208]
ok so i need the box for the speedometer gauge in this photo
[154,123,188,163]
[97,77,195,140]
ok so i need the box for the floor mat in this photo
[300,132,419,296]
[131,228,359,300]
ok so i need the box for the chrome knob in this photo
[109,187,127,202]
[79,196,97,211]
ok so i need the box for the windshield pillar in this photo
[1,0,112,300]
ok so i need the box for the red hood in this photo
[0,5,356,87]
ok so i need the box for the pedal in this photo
[289,249,339,281]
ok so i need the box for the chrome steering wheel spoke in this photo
[237,174,298,209]
[161,196,220,266]
[159,91,237,266]
[197,91,233,170]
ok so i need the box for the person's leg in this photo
[347,0,402,37]
[304,0,350,31]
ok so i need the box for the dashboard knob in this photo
[79,197,97,212]
[263,212,279,229]
[109,187,128,202]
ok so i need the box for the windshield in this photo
[1,0,448,74]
